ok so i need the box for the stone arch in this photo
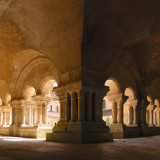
[3,93,11,106]
[153,99,160,126]
[39,76,58,97]
[147,95,153,105]
[103,79,121,125]
[124,87,137,126]
[22,85,36,100]
[105,78,121,94]
[15,56,60,98]
[146,95,154,126]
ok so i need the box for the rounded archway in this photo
[103,79,121,125]
[146,95,154,126]
[124,88,137,126]
[39,77,60,127]
[22,85,36,100]
[153,99,160,126]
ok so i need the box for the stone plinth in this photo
[47,121,112,143]
[9,124,52,138]
[46,81,113,143]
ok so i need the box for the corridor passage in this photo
[0,136,159,160]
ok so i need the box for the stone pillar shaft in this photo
[149,110,153,126]
[44,107,48,124]
[0,112,3,126]
[21,108,25,125]
[38,106,42,124]
[128,105,132,125]
[117,99,123,124]
[133,107,137,125]
[28,108,31,125]
[33,108,37,124]
[70,92,77,122]
[3,112,6,125]
[111,100,117,124]
[77,90,84,122]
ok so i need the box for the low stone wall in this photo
[0,125,52,138]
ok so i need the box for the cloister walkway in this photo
[0,135,159,160]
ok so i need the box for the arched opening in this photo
[124,88,137,126]
[42,79,60,128]
[67,93,71,122]
[146,95,154,126]
[103,79,121,125]
[153,99,160,126]
[22,85,36,100]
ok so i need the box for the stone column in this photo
[9,112,12,125]
[33,108,38,124]
[70,91,77,122]
[131,100,138,125]
[6,112,10,125]
[128,105,132,125]
[44,107,48,124]
[0,112,3,126]
[21,107,26,125]
[3,112,6,125]
[28,108,31,125]
[59,99,66,121]
[116,99,123,124]
[133,107,137,125]
[38,105,43,124]
[149,109,153,126]
[77,89,84,122]
[12,109,14,125]
[59,100,63,121]
[157,111,160,126]
[110,99,117,124]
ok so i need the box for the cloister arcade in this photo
[1,0,160,144]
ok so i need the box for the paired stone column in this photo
[131,99,138,125]
[157,111,160,126]
[0,106,12,126]
[11,99,37,126]
[33,95,52,125]
[147,104,155,126]
[153,107,160,126]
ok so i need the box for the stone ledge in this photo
[46,132,113,144]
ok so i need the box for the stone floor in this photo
[0,136,160,160]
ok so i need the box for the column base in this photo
[109,123,141,138]
[109,123,125,138]
[8,124,52,138]
[46,121,113,144]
